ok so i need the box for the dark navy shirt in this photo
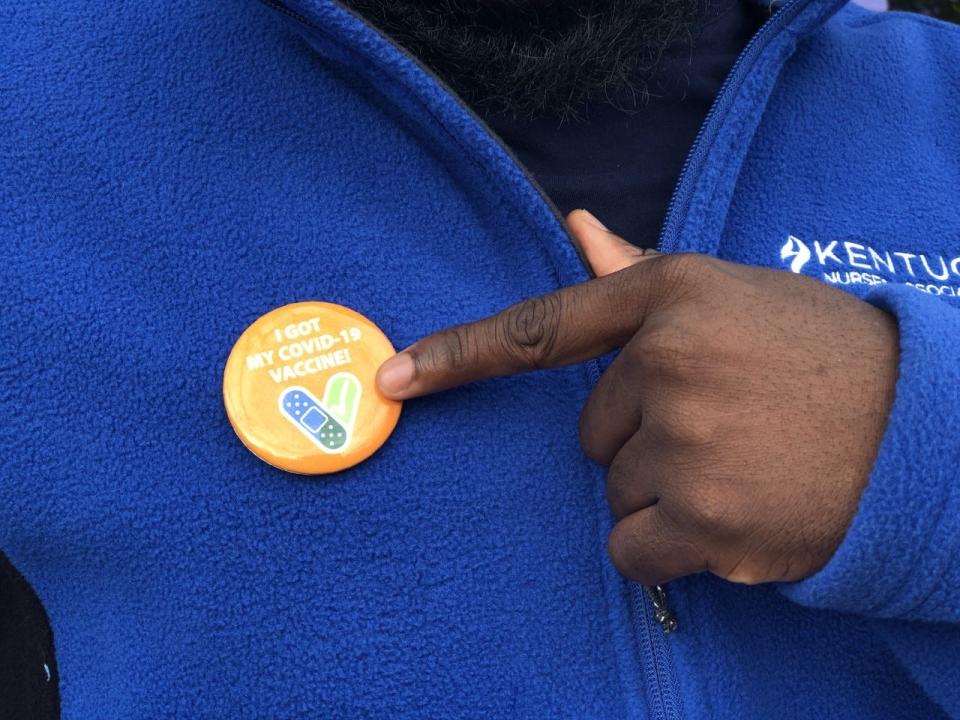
[484,0,766,249]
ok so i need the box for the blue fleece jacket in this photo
[1,0,959,717]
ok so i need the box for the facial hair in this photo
[337,0,706,120]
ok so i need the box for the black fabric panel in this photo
[0,552,59,720]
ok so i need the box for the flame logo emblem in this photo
[780,235,811,274]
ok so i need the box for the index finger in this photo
[375,257,665,400]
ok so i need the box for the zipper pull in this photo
[645,585,678,634]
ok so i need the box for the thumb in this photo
[567,209,660,277]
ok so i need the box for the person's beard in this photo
[338,0,705,120]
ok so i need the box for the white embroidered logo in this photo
[777,233,960,299]
[780,235,811,274]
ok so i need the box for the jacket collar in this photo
[262,0,849,267]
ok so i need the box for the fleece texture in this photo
[0,0,958,718]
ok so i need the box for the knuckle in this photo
[423,326,472,372]
[604,455,635,519]
[651,253,726,304]
[441,327,471,368]
[607,524,637,577]
[621,335,651,367]
[669,407,724,449]
[497,294,562,368]
[636,325,699,378]
[578,411,604,464]
[720,549,773,585]
[725,566,766,585]
[654,253,701,290]
[687,487,736,534]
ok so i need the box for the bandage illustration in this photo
[321,372,362,437]
[279,374,361,454]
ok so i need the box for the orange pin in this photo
[223,302,402,474]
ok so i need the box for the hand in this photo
[377,210,899,586]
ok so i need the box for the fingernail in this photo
[377,353,415,397]
[578,209,609,232]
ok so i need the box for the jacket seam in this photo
[845,9,960,35]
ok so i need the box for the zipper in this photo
[645,585,678,633]
[636,584,684,720]
[657,0,813,255]
[637,0,813,645]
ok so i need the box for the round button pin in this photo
[223,302,402,474]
